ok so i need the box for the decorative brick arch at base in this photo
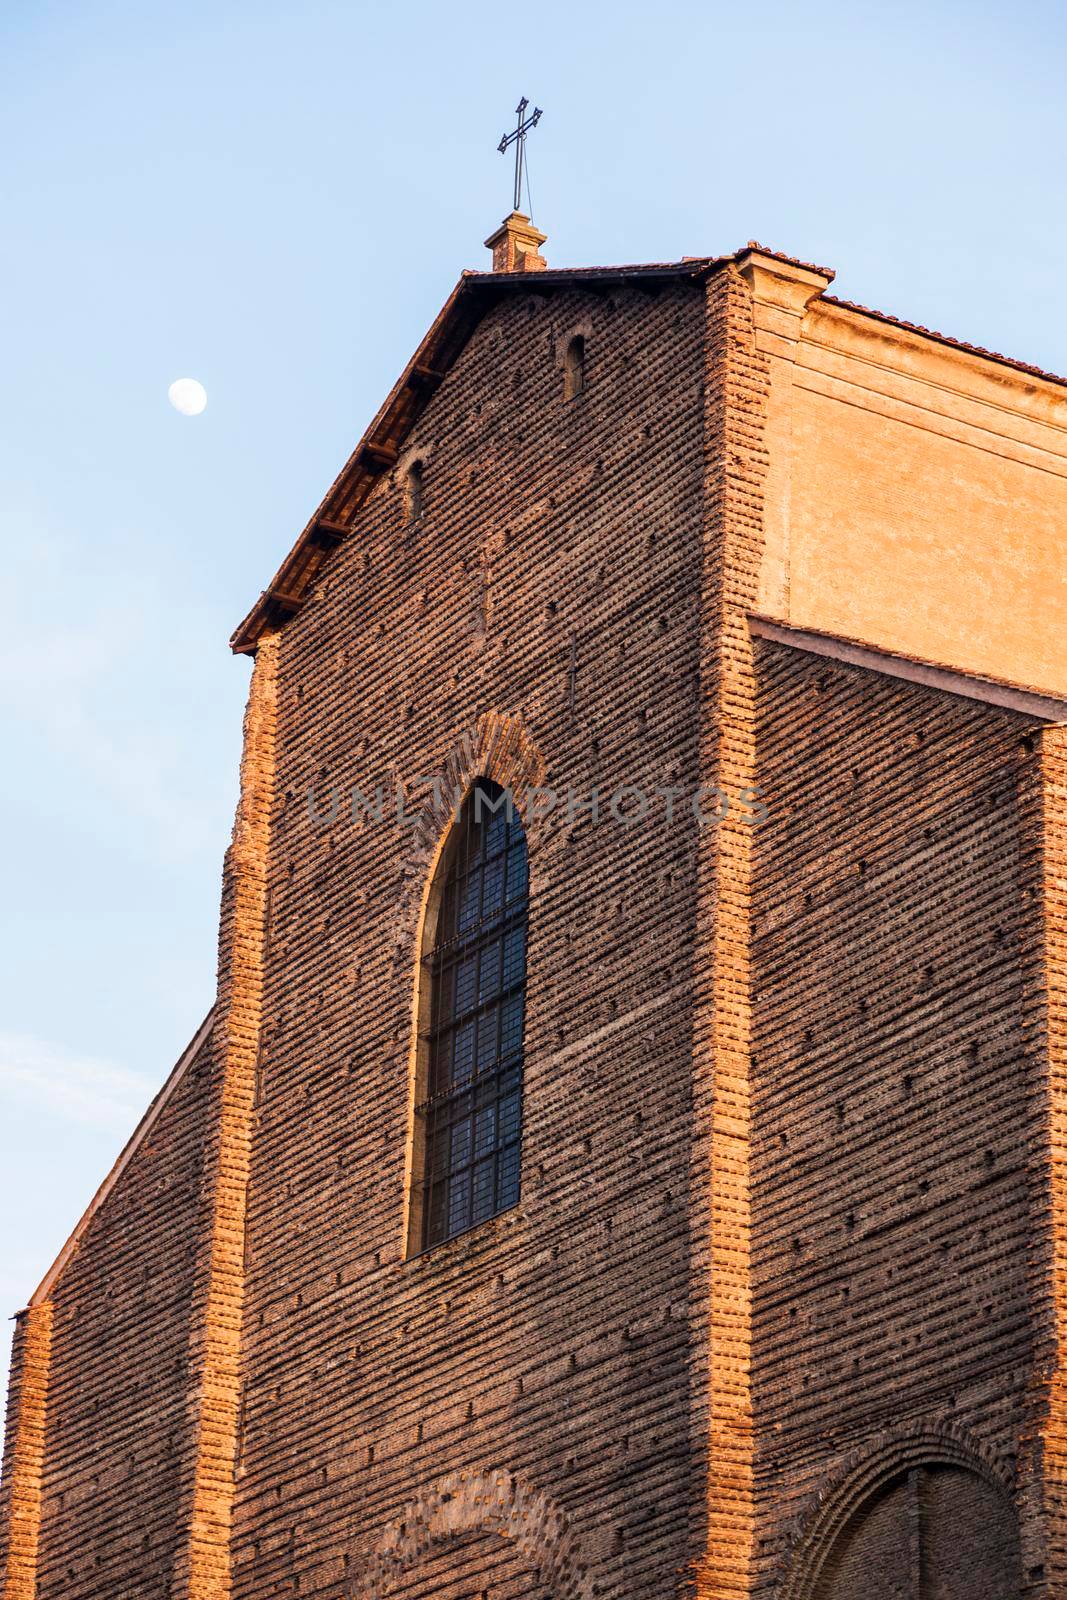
[352,1467,593,1600]
[392,711,547,963]
[778,1420,1017,1600]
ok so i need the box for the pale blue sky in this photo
[2,0,1065,1387]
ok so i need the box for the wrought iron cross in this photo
[497,97,543,213]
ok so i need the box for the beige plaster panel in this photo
[756,294,1067,698]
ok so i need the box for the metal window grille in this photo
[417,780,528,1250]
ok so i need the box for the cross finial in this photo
[497,96,543,214]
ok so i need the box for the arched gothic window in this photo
[563,335,585,400]
[412,780,528,1251]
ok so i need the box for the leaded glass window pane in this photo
[416,780,528,1249]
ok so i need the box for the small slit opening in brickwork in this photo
[408,779,528,1254]
[563,334,586,400]
[403,459,424,524]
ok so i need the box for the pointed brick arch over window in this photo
[356,1467,594,1600]
[781,1423,1021,1600]
[409,780,529,1251]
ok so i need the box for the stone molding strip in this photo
[750,614,1067,724]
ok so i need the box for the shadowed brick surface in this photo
[751,641,1038,1595]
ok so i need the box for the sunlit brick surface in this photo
[4,250,1067,1600]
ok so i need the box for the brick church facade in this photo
[3,213,1067,1600]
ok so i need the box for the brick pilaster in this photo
[1024,724,1067,1593]
[173,631,279,1600]
[691,263,770,1598]
[0,1301,53,1600]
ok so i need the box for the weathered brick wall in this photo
[812,1463,1021,1599]
[749,640,1041,1595]
[234,279,713,1598]
[29,1027,216,1600]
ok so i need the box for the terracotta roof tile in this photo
[740,241,837,280]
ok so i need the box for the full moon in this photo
[168,377,207,417]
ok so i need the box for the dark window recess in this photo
[563,334,585,400]
[404,460,424,523]
[418,780,528,1250]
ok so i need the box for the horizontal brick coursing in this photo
[750,641,1040,1593]
[237,280,712,1600]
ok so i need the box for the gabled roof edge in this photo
[230,246,1067,658]
[27,1008,216,1310]
[230,272,484,654]
[229,258,723,655]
